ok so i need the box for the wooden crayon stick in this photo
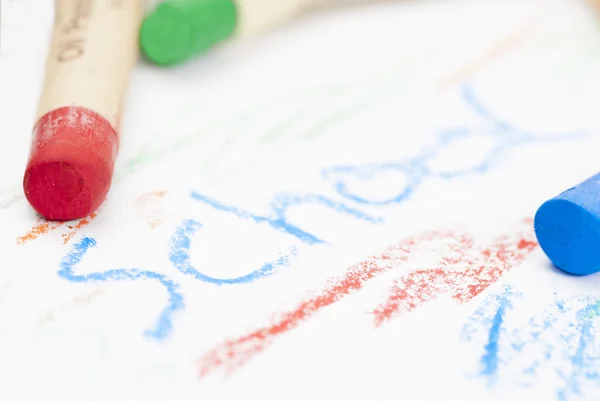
[23,0,143,220]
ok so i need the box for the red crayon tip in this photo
[23,107,119,221]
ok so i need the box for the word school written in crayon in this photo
[43,81,572,340]
[55,83,576,342]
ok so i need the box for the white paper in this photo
[2,0,600,400]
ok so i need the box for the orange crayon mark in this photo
[18,211,100,245]
[16,220,65,244]
[438,10,542,90]
[38,288,105,325]
[61,213,97,244]
[136,191,167,229]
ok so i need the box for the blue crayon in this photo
[534,173,600,276]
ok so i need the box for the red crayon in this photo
[23,0,142,220]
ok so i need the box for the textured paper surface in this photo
[2,0,600,400]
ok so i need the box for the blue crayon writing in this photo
[322,83,581,206]
[477,286,518,382]
[55,82,583,345]
[58,237,184,340]
[191,191,381,246]
[168,219,297,284]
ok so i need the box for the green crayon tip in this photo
[140,0,237,66]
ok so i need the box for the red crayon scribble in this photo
[61,213,97,244]
[197,218,537,379]
[373,220,537,325]
[16,220,65,244]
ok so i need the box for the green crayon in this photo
[140,0,236,66]
[140,0,365,66]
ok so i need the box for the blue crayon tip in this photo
[534,173,600,276]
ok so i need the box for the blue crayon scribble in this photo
[58,237,184,341]
[461,84,516,132]
[191,191,381,246]
[323,161,428,206]
[168,219,297,284]
[322,83,582,206]
[481,289,511,378]
[556,301,600,401]
[179,83,581,289]
[462,288,600,400]
[462,285,520,385]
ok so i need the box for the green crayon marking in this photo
[587,300,600,318]
[200,87,404,185]
[198,59,421,184]
[195,88,343,175]
[119,49,435,187]
[0,185,24,209]
[122,85,337,176]
[554,46,600,95]
[0,326,108,360]
[0,283,11,303]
